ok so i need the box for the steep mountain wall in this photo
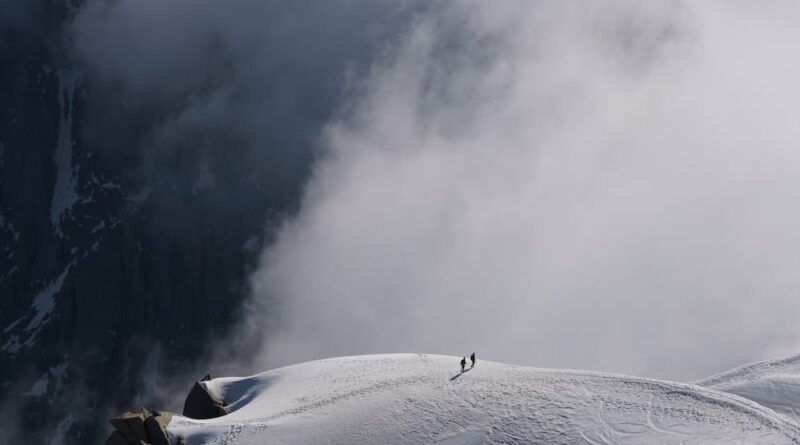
[1,2,328,443]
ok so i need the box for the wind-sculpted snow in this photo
[699,353,800,424]
[167,354,800,444]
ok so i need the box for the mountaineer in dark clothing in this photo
[470,352,476,368]
[460,357,466,373]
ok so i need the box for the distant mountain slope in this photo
[1,3,414,443]
[167,354,800,444]
[698,353,800,423]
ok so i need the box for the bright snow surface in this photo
[167,354,800,444]
[699,353,800,424]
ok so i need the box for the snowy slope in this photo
[167,354,800,444]
[698,353,800,423]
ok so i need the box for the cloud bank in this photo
[246,1,800,381]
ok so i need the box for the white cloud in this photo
[247,1,800,380]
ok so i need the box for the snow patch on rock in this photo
[49,414,74,445]
[25,264,71,334]
[1,263,73,354]
[50,69,82,238]
[25,375,49,398]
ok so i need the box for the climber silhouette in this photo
[460,357,466,373]
[470,352,476,368]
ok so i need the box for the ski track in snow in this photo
[167,354,800,445]
[699,353,800,424]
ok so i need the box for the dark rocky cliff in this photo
[0,2,313,443]
[0,1,415,442]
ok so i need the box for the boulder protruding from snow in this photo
[104,431,129,445]
[182,381,227,419]
[109,410,149,443]
[105,410,175,445]
[144,412,173,445]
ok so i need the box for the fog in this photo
[16,1,800,443]
[244,1,800,381]
[65,0,800,383]
[62,0,424,418]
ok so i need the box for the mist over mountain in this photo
[0,1,421,443]
[4,1,800,445]
[245,0,800,380]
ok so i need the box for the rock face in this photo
[0,2,305,444]
[103,377,224,445]
[144,413,173,445]
[1,2,408,444]
[109,410,150,443]
[182,381,228,420]
[105,410,174,445]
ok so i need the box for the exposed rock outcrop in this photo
[104,376,225,445]
[144,412,173,445]
[105,410,174,445]
[182,380,228,419]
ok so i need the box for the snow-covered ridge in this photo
[167,354,800,444]
[698,353,800,424]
